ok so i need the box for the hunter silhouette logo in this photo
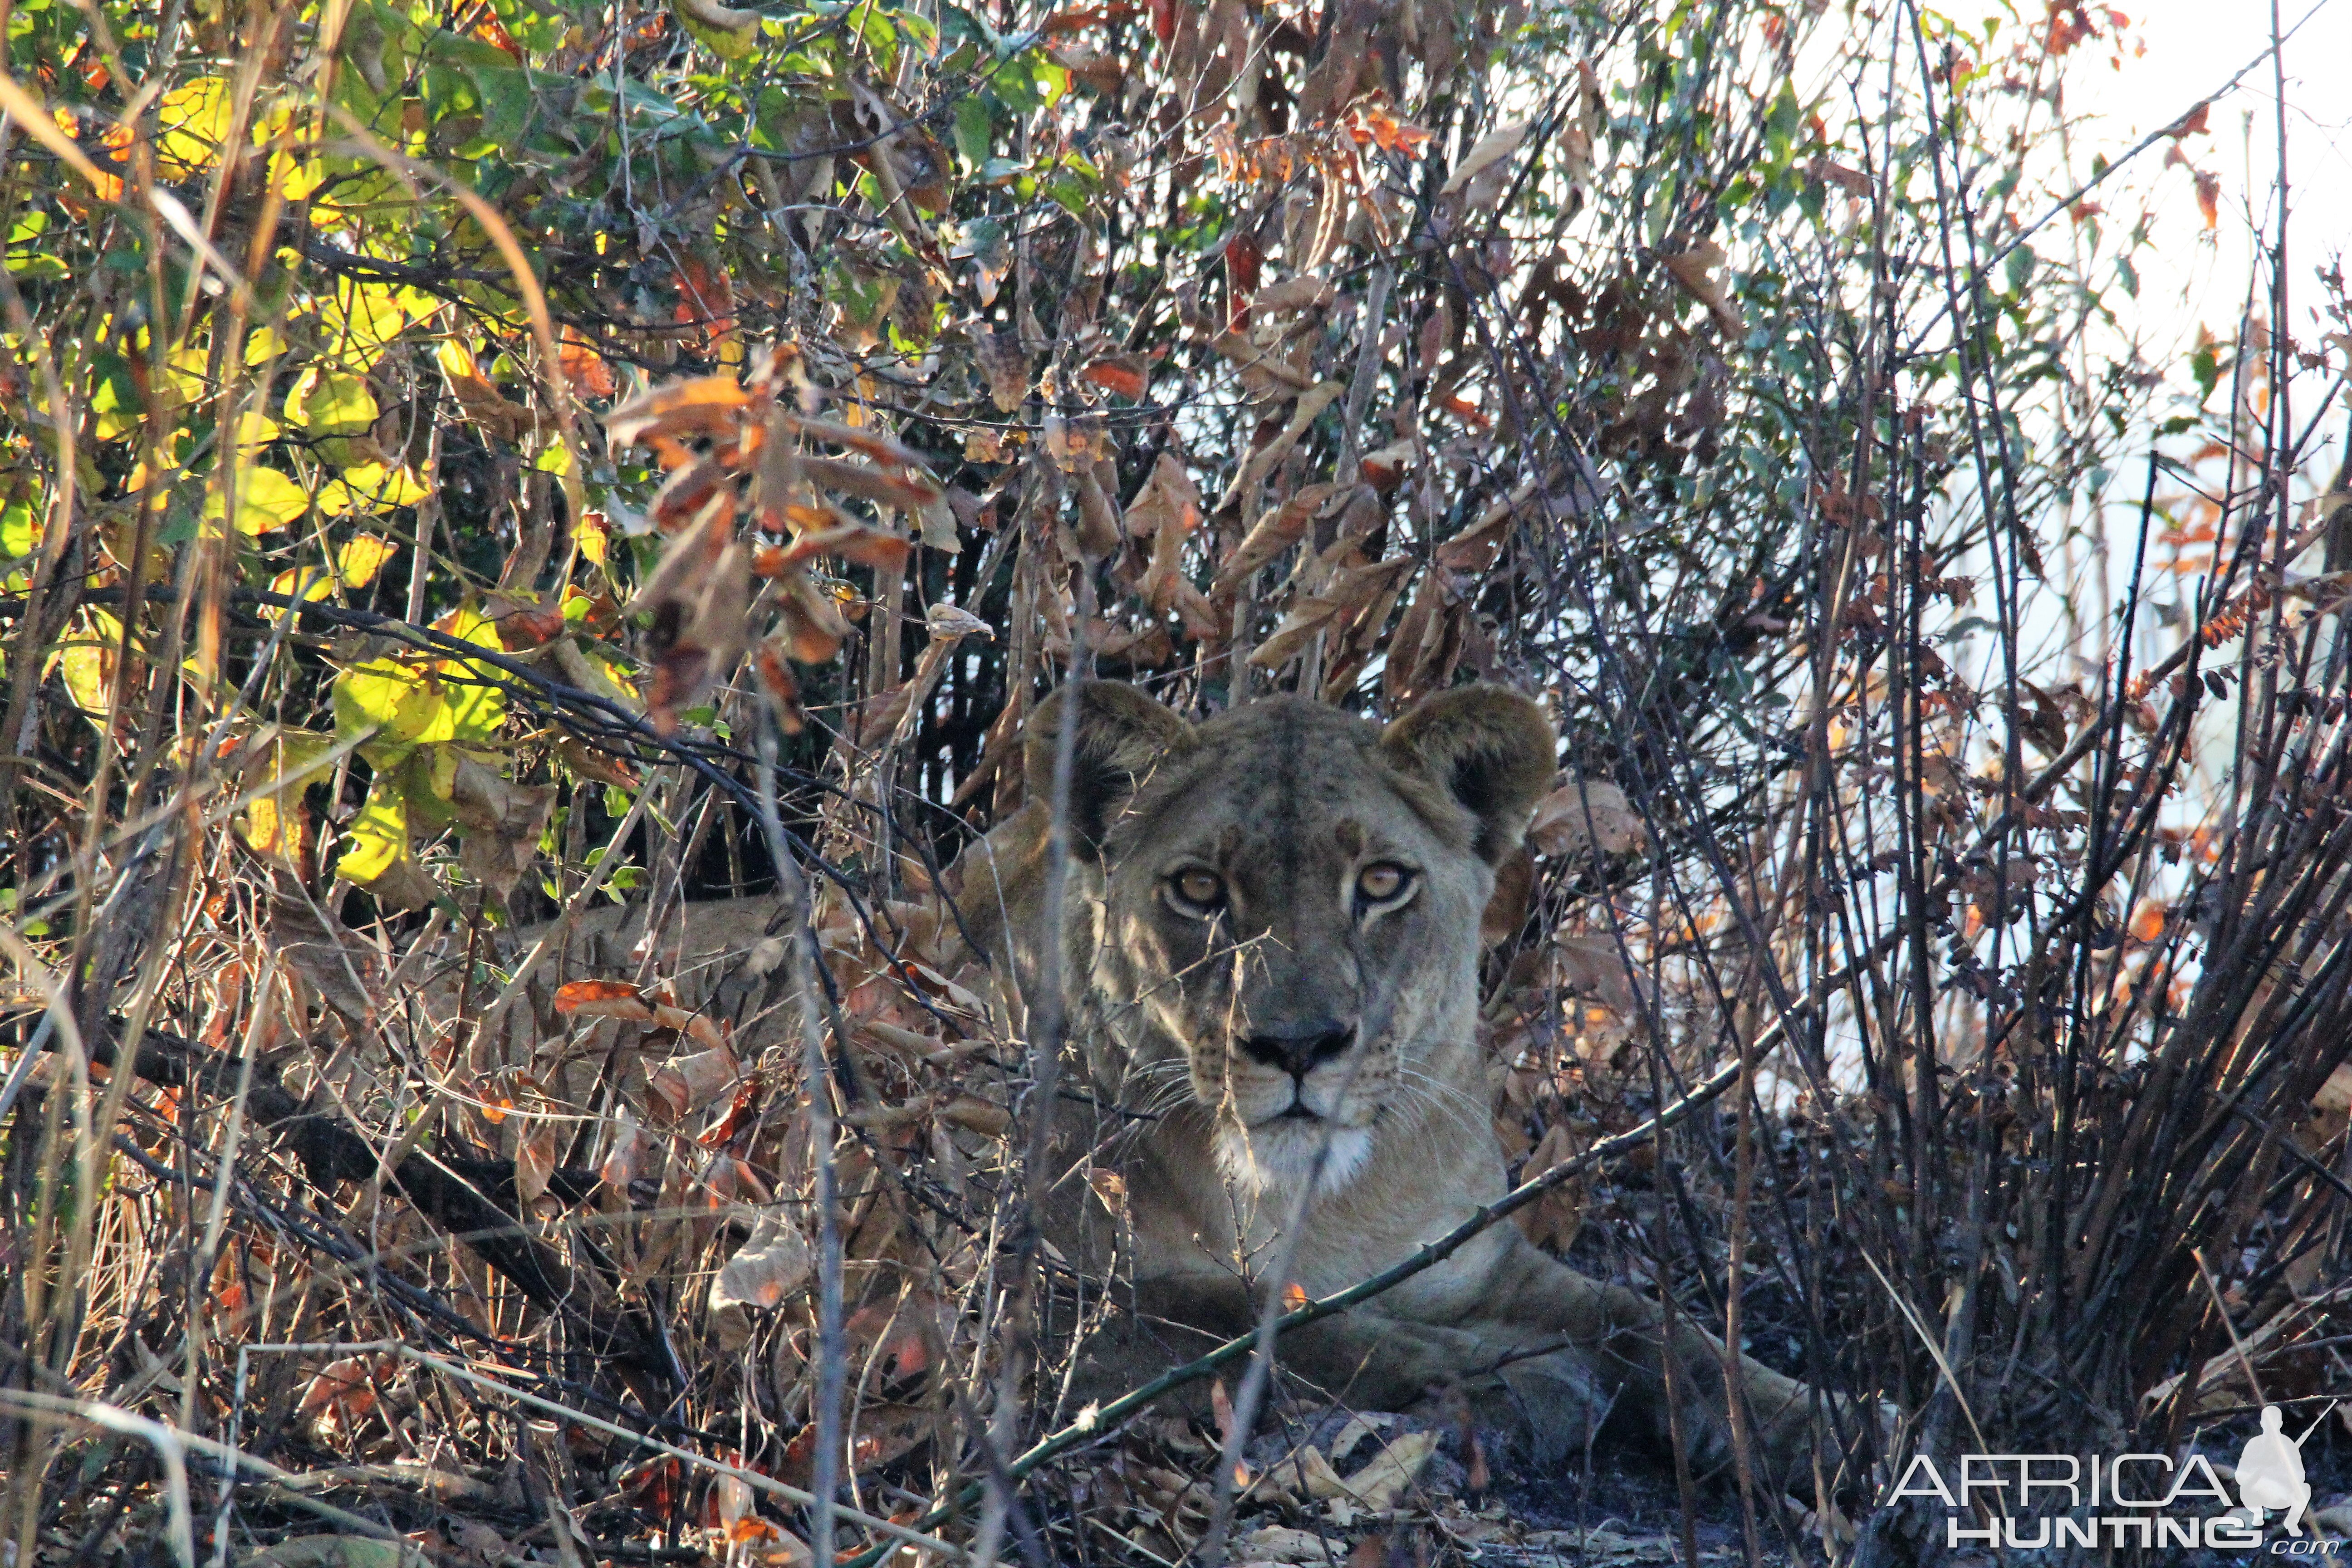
[2236,1405,2320,1538]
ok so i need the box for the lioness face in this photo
[1030,684,1555,1204]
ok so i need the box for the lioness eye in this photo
[1356,863,1411,903]
[1171,868,1225,910]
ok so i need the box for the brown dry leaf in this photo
[762,522,914,575]
[648,452,735,534]
[775,573,852,663]
[1124,450,1205,540]
[1514,1121,1589,1253]
[782,414,923,469]
[449,756,553,901]
[1253,276,1338,316]
[1081,354,1150,398]
[297,1355,385,1428]
[599,1111,646,1192]
[442,358,535,444]
[271,890,390,1026]
[1562,60,1604,185]
[1440,120,1529,211]
[1209,329,1319,398]
[646,1044,742,1124]
[938,1093,1012,1136]
[975,330,1029,412]
[1134,465,1205,612]
[1552,935,1638,1015]
[1662,240,1745,334]
[1528,780,1644,859]
[800,454,941,513]
[1216,382,1346,512]
[1073,464,1124,559]
[1248,596,1342,670]
[1344,1429,1438,1509]
[1215,482,1341,595]
[752,639,807,732]
[631,499,752,734]
[1238,1525,1337,1563]
[514,1117,560,1203]
[1248,1446,1350,1504]
[1250,556,1411,669]
[711,1207,813,1314]
[1435,479,1536,573]
[1359,438,1418,490]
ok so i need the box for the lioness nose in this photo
[1241,1023,1356,1080]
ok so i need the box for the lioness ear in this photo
[1380,685,1557,866]
[1022,681,1191,853]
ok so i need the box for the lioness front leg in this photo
[1474,1235,1813,1488]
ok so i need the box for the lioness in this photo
[500,682,1824,1486]
[951,681,1818,1483]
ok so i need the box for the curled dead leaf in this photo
[646,1044,742,1124]
[1528,780,1645,859]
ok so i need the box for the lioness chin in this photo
[952,681,1826,1490]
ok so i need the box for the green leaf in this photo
[0,494,37,559]
[470,64,537,145]
[90,357,141,443]
[953,94,991,171]
[2003,245,2035,295]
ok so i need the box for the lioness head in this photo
[1022,681,1554,1201]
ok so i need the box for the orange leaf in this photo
[559,332,617,399]
[606,377,754,447]
[1080,357,1149,399]
[554,980,654,1020]
[2128,899,2167,944]
[1282,1281,1309,1311]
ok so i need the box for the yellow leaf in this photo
[336,779,408,883]
[319,280,415,371]
[161,345,209,412]
[573,510,609,564]
[286,366,379,435]
[156,78,232,180]
[334,659,455,749]
[204,464,310,535]
[240,729,336,863]
[339,534,396,587]
[230,409,282,457]
[436,338,484,380]
[318,462,431,514]
[244,327,288,365]
[266,147,327,202]
[270,565,336,612]
[47,609,123,717]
